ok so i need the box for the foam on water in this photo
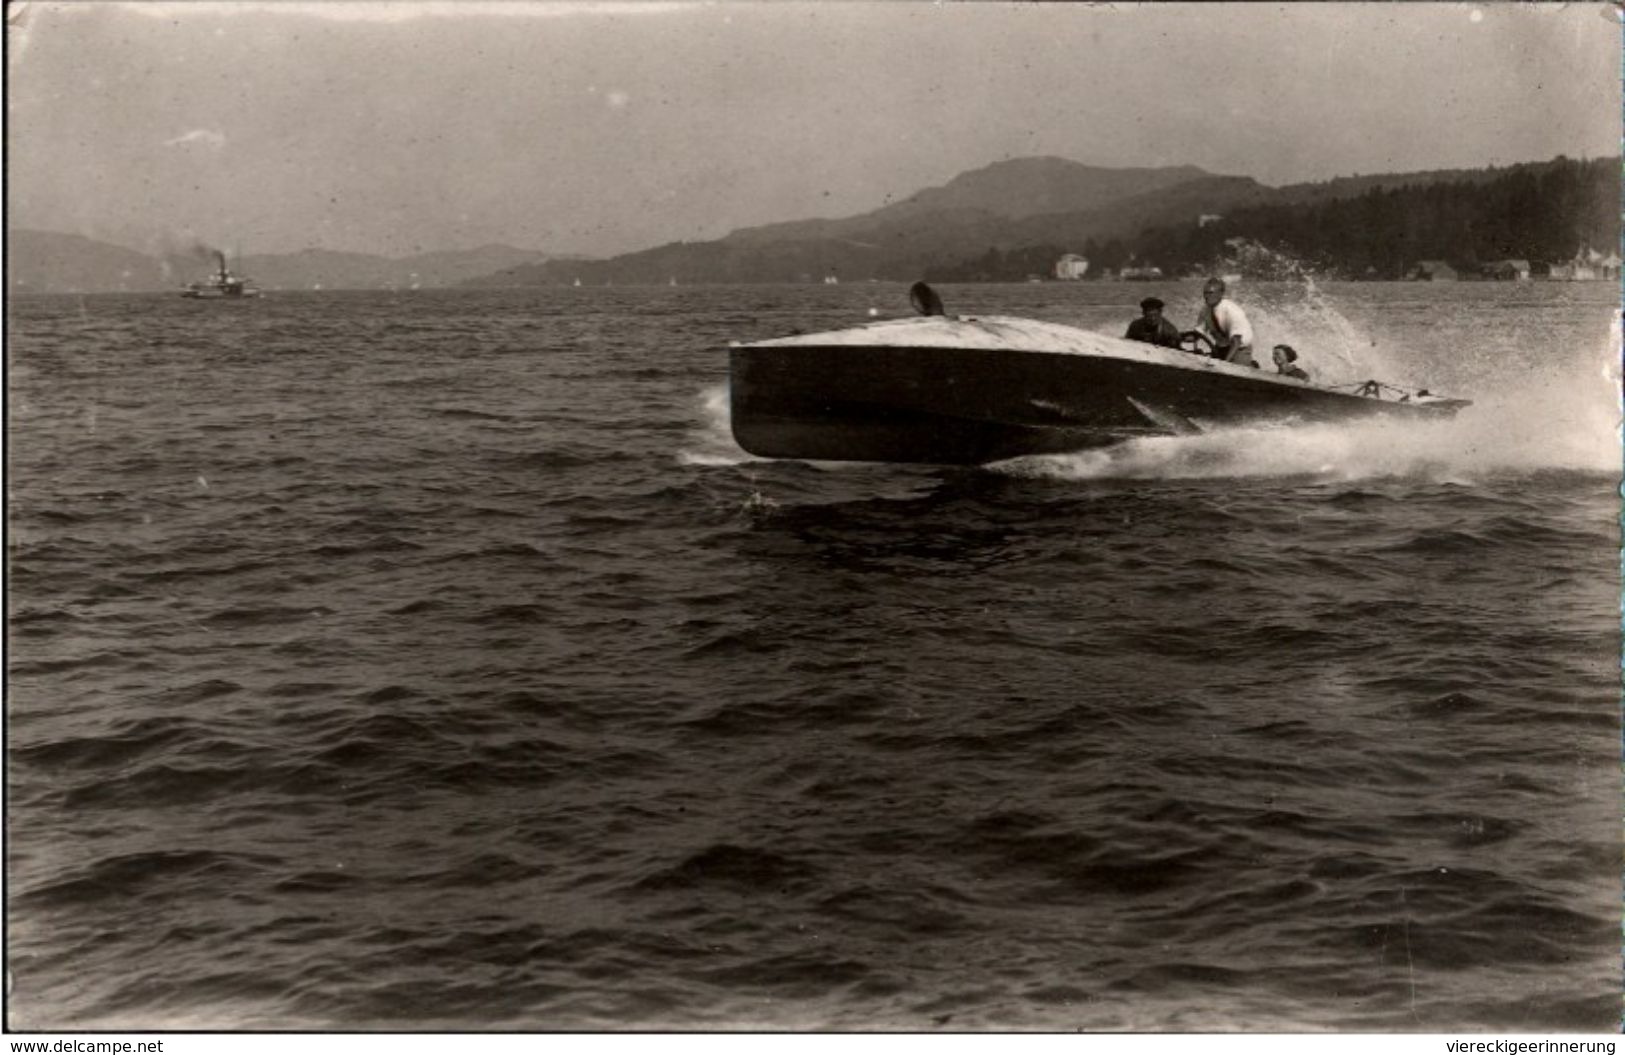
[995,413,1592,486]
[998,350,1621,484]
[1244,278,1384,380]
[1228,274,1485,390]
[677,383,758,466]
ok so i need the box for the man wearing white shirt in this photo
[1195,277,1256,367]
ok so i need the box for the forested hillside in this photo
[927,156,1620,281]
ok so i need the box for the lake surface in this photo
[7,281,1621,1031]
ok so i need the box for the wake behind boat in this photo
[729,282,1470,465]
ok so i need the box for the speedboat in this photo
[181,252,261,299]
[728,282,1470,465]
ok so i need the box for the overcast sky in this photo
[8,1,1621,258]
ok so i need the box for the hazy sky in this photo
[8,1,1621,258]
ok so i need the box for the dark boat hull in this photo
[729,315,1468,465]
[180,287,260,299]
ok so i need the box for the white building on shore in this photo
[1549,246,1621,281]
[1054,254,1089,280]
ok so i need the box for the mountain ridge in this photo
[13,154,1615,292]
[473,154,1619,286]
[5,232,580,294]
[721,158,1217,248]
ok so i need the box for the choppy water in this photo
[7,282,1621,1031]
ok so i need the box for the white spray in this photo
[677,384,760,467]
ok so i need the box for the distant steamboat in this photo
[180,252,261,299]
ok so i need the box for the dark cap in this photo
[1139,297,1164,311]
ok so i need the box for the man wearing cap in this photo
[1124,296,1184,349]
[1195,278,1257,366]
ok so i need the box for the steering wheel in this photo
[1178,330,1216,356]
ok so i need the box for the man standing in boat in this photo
[1194,277,1257,366]
[1124,297,1184,349]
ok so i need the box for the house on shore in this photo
[1054,253,1089,280]
[1407,260,1458,281]
[1483,259,1531,281]
[1549,247,1621,281]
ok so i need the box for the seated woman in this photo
[1272,344,1310,381]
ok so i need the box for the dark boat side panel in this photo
[730,344,1422,464]
[731,403,1130,464]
